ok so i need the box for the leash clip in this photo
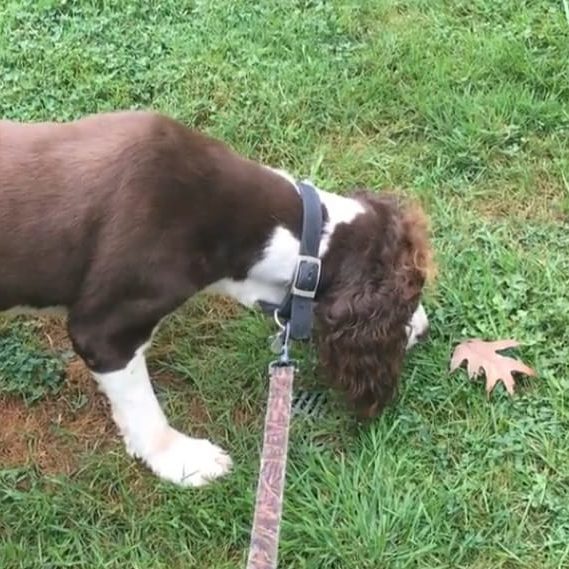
[269,319,297,371]
[279,320,291,364]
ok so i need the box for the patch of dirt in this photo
[0,316,114,475]
[232,403,258,427]
[35,314,73,354]
[0,357,115,475]
[472,175,568,222]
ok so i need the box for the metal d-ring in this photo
[273,308,286,331]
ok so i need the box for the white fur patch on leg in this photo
[92,347,232,486]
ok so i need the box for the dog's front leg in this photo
[69,319,232,487]
[93,347,232,486]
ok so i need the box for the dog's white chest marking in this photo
[207,179,365,308]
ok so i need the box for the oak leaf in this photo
[450,339,536,396]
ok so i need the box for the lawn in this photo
[1,0,569,567]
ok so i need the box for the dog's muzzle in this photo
[405,303,429,350]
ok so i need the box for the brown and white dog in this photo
[0,111,432,486]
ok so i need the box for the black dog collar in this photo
[260,181,323,340]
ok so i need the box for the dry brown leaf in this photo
[450,339,537,396]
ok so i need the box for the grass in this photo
[1,0,568,567]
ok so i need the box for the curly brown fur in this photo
[315,192,433,419]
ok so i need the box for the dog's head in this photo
[315,191,434,419]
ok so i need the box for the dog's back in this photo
[0,111,208,309]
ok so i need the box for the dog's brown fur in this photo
[0,111,305,371]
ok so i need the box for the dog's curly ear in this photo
[314,192,433,418]
[315,281,409,419]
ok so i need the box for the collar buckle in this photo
[291,255,322,299]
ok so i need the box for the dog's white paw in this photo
[144,429,232,487]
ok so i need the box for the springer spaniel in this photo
[0,111,432,486]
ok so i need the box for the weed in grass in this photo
[0,321,64,404]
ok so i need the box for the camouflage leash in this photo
[246,322,295,569]
[247,181,323,568]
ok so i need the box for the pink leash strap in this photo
[246,364,295,569]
